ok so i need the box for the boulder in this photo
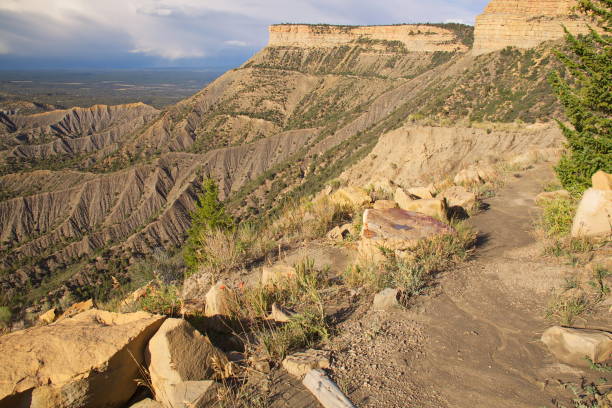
[261,264,297,286]
[331,187,371,207]
[373,200,398,210]
[396,197,447,221]
[204,281,233,318]
[38,308,56,325]
[372,288,400,311]
[592,170,612,191]
[454,167,482,186]
[406,184,435,199]
[130,399,163,408]
[571,188,612,238]
[282,349,331,378]
[0,309,164,408]
[541,326,612,367]
[359,208,454,262]
[394,187,415,209]
[326,223,352,241]
[146,319,228,408]
[535,190,571,205]
[439,186,477,211]
[475,164,498,182]
[58,298,94,320]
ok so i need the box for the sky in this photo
[0,0,489,70]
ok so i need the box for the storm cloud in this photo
[0,0,489,68]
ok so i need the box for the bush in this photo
[540,196,578,237]
[0,306,11,327]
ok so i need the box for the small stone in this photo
[372,288,400,311]
[541,326,612,367]
[38,308,56,325]
[282,349,331,378]
[204,281,233,317]
[439,186,477,211]
[266,303,295,323]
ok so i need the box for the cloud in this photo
[0,0,489,67]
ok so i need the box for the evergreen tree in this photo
[183,178,234,271]
[548,0,611,193]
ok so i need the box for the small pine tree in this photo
[548,0,611,193]
[183,178,234,272]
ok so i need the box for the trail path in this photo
[271,164,609,407]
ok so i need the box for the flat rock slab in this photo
[361,208,454,250]
[541,326,612,367]
[0,309,164,408]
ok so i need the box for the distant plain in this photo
[0,69,225,109]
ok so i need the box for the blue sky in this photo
[0,0,490,69]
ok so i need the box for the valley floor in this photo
[267,164,610,408]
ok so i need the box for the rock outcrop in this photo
[0,309,164,408]
[269,24,468,53]
[146,318,228,408]
[473,0,593,55]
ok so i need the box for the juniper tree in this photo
[548,0,611,193]
[184,178,234,272]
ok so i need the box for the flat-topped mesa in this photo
[473,0,592,55]
[269,24,468,53]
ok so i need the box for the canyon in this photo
[0,0,595,312]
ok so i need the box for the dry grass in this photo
[344,221,476,303]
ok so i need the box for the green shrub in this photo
[0,306,11,327]
[540,196,578,237]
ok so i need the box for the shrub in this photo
[0,306,11,327]
[540,196,578,237]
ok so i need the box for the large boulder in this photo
[146,318,229,408]
[439,186,477,211]
[396,197,447,221]
[541,326,612,367]
[406,184,435,199]
[0,309,164,408]
[571,188,612,238]
[359,208,454,262]
[592,170,612,191]
[331,187,371,207]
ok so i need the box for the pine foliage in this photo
[549,0,611,193]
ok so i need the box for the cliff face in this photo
[473,0,592,55]
[269,24,468,53]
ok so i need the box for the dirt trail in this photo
[270,164,608,407]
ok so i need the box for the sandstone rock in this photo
[181,271,214,314]
[454,167,482,186]
[331,187,371,207]
[38,308,56,325]
[372,288,400,311]
[367,179,394,193]
[406,184,435,199]
[327,223,352,241]
[130,398,163,408]
[592,170,612,191]
[261,264,297,286]
[205,281,233,318]
[475,164,498,183]
[473,0,593,56]
[146,318,228,408]
[267,303,296,323]
[373,200,398,210]
[359,208,454,262]
[541,326,612,367]
[269,24,468,53]
[571,188,612,238]
[58,298,94,320]
[282,349,331,378]
[535,190,571,205]
[439,186,477,211]
[394,187,415,209]
[395,197,447,221]
[121,282,154,309]
[0,309,164,408]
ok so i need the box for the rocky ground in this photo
[264,164,611,408]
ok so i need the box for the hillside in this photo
[0,1,595,312]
